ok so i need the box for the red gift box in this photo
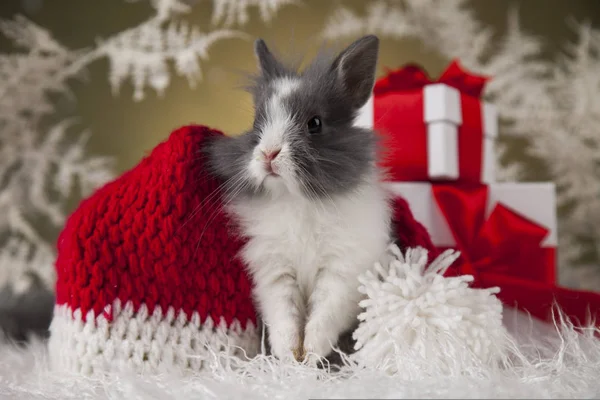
[387,181,600,327]
[362,58,600,327]
[356,60,497,183]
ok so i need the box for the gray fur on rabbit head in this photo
[206,35,380,199]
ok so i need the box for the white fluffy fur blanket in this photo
[0,307,598,400]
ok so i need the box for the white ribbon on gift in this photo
[356,84,498,183]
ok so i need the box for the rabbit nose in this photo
[262,148,281,161]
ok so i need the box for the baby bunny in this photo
[206,35,392,364]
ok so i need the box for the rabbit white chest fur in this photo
[229,173,392,362]
[206,34,387,362]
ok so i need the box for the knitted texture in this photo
[48,124,439,376]
[49,125,259,375]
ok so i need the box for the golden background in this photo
[1,0,598,174]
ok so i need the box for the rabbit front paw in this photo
[268,322,302,362]
[302,320,335,366]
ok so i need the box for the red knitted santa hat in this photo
[48,124,438,375]
[48,125,258,375]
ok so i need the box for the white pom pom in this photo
[351,244,510,376]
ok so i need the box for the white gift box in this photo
[356,83,499,183]
[386,181,557,248]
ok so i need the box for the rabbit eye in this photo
[307,116,322,134]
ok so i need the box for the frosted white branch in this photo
[127,0,191,22]
[0,15,113,292]
[0,0,273,291]
[211,0,298,27]
[99,20,245,100]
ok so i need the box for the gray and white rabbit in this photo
[206,35,392,364]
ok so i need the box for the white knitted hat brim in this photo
[48,300,260,376]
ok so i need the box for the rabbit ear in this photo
[331,35,379,109]
[254,39,286,79]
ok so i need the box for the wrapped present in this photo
[387,182,600,326]
[356,60,497,183]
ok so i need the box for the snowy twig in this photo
[0,0,266,291]
[211,0,299,27]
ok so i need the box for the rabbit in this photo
[205,35,392,365]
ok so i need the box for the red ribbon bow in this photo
[431,184,600,327]
[374,59,490,98]
[432,184,554,284]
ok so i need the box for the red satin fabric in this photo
[374,60,490,97]
[430,183,600,326]
[432,184,554,283]
[373,60,489,183]
[457,91,485,182]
